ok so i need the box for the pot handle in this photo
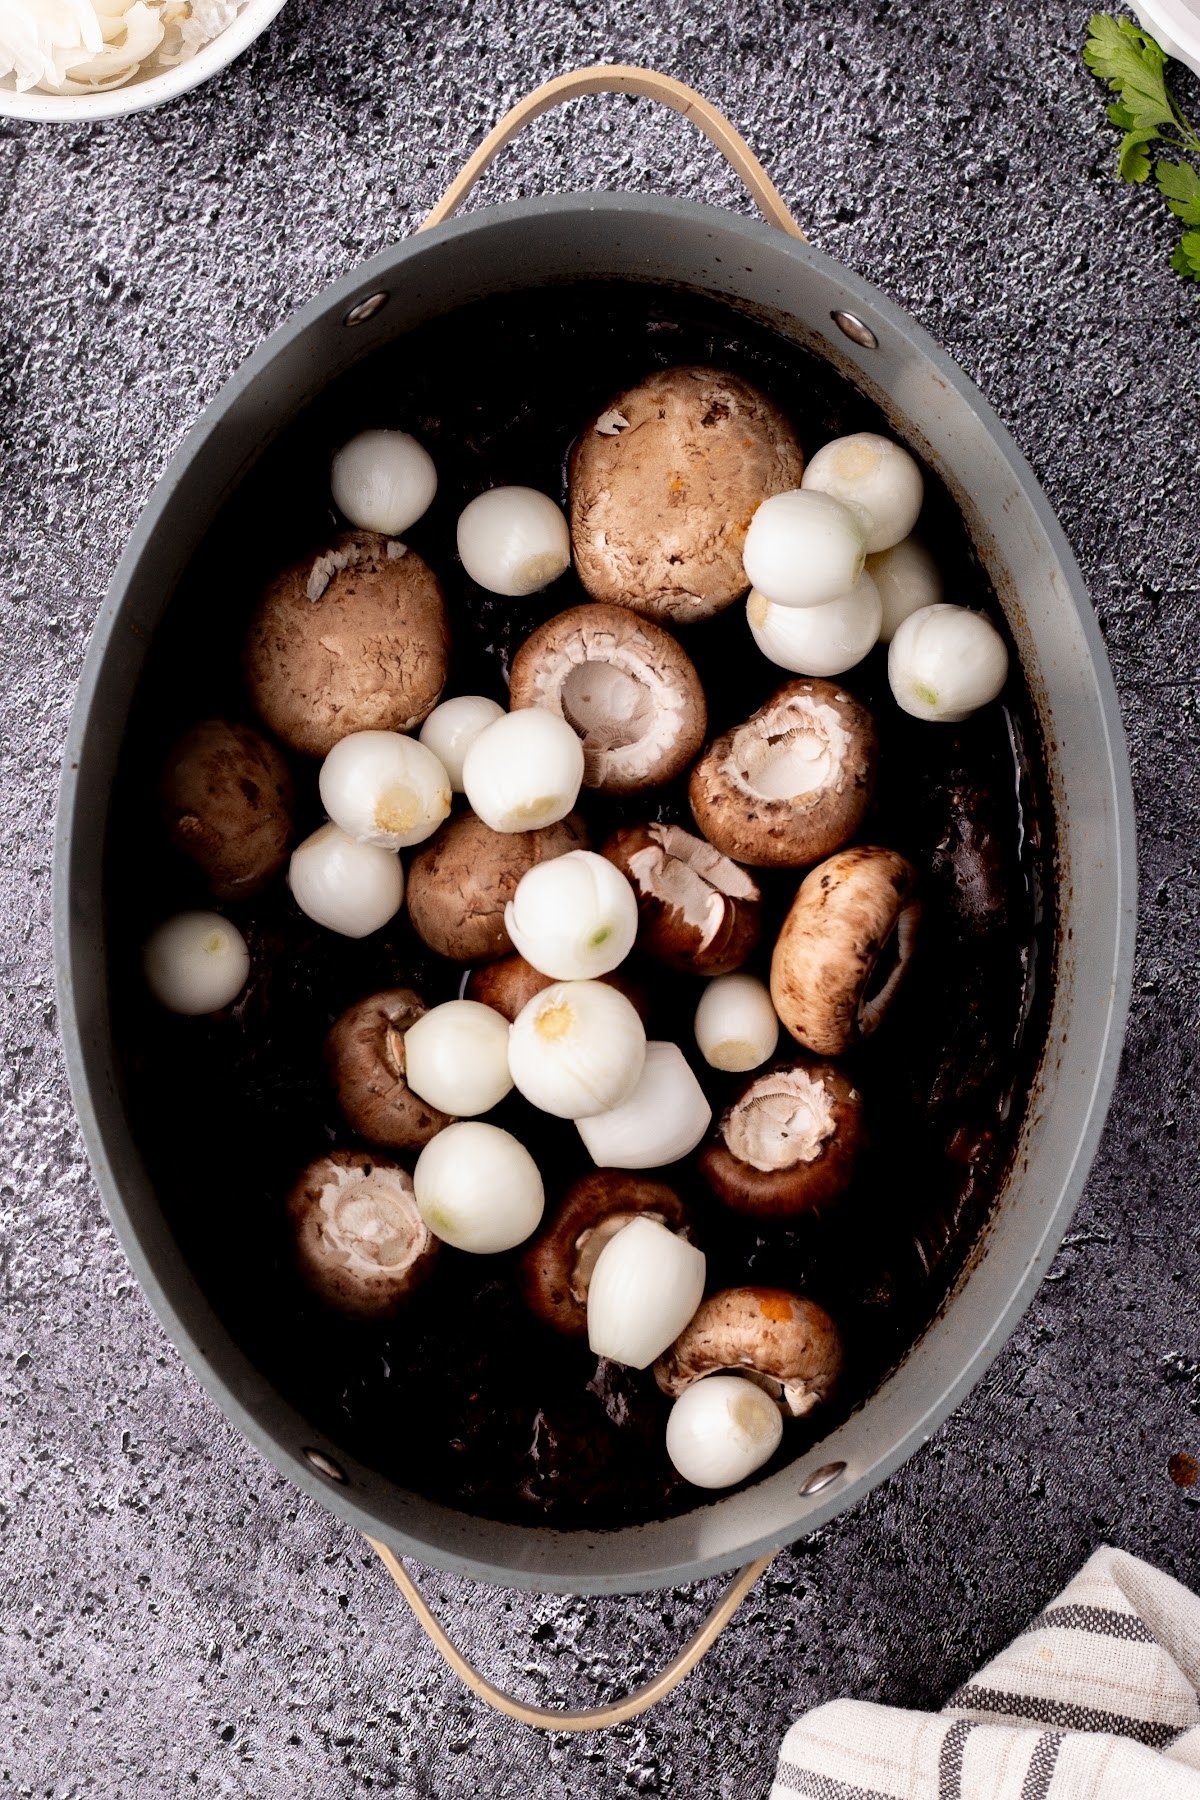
[418,65,805,240]
[366,1535,776,1731]
[390,60,788,1733]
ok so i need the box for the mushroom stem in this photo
[603,823,762,976]
[689,679,878,868]
[509,604,707,792]
[287,1151,438,1318]
[701,1061,864,1218]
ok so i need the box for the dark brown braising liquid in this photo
[107,283,1054,1528]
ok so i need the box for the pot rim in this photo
[53,192,1137,1595]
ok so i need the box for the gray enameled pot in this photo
[54,176,1135,1601]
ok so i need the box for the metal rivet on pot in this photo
[303,1447,348,1483]
[344,291,389,327]
[830,311,878,350]
[798,1460,847,1497]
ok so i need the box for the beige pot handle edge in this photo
[418,65,805,241]
[367,1535,776,1731]
[394,60,790,1733]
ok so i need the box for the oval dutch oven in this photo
[53,69,1136,1728]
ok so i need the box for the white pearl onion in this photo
[746,573,882,676]
[331,430,437,536]
[888,602,1010,722]
[587,1217,707,1369]
[288,822,404,938]
[504,850,638,980]
[457,486,571,596]
[742,489,868,609]
[576,1041,712,1169]
[418,695,505,792]
[802,432,923,552]
[461,708,584,833]
[508,980,646,1120]
[665,1375,783,1489]
[867,536,943,643]
[402,1000,513,1116]
[319,730,451,849]
[143,911,250,1014]
[413,1121,544,1254]
[694,974,779,1072]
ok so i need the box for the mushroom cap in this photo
[465,952,554,1022]
[286,1149,437,1318]
[689,679,878,868]
[508,603,707,793]
[244,531,450,757]
[465,952,648,1024]
[700,1060,864,1218]
[325,987,452,1150]
[160,718,294,900]
[405,808,588,962]
[519,1170,689,1336]
[602,823,762,976]
[654,1287,843,1417]
[770,845,920,1055]
[569,366,805,624]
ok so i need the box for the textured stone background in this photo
[1,1,1198,1793]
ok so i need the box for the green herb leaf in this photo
[1084,14,1175,135]
[1119,129,1158,181]
[1172,229,1200,279]
[1084,13,1200,286]
[1157,158,1200,222]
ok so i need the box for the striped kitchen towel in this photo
[771,1547,1200,1799]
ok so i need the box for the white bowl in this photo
[0,0,288,122]
[1133,0,1200,79]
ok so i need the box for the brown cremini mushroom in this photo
[654,1287,843,1417]
[519,1170,689,1337]
[287,1149,437,1318]
[160,718,294,899]
[689,679,878,868]
[602,823,761,976]
[244,531,450,756]
[325,988,451,1150]
[700,1061,864,1218]
[569,366,805,624]
[465,952,648,1024]
[406,809,588,962]
[465,952,554,1021]
[508,603,707,792]
[771,845,920,1055]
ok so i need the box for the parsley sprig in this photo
[1084,12,1200,282]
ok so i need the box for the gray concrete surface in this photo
[2,1,1198,1793]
